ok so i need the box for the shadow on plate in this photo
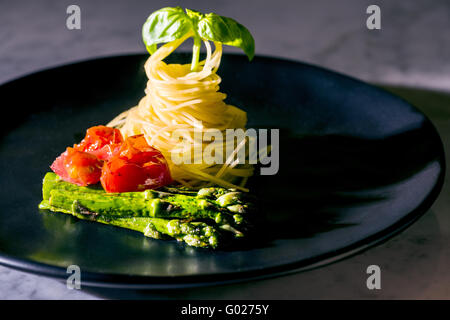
[247,120,441,243]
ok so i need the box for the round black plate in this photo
[0,54,444,288]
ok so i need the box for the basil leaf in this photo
[142,7,193,54]
[185,8,203,25]
[196,13,255,61]
[142,7,255,61]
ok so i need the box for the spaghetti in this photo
[108,33,254,191]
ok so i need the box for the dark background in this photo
[1,0,450,299]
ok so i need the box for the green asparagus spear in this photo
[39,172,258,247]
[42,172,253,234]
[39,200,219,248]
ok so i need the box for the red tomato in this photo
[100,158,149,193]
[75,125,123,161]
[117,135,161,164]
[90,144,122,162]
[51,147,103,186]
[100,135,172,193]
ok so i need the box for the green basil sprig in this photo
[142,7,255,71]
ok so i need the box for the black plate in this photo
[0,54,445,289]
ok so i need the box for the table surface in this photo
[1,0,449,299]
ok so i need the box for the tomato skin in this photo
[100,135,172,193]
[89,143,122,161]
[100,158,149,193]
[51,147,103,186]
[75,125,123,161]
[117,135,161,164]
[100,157,172,193]
[143,160,173,186]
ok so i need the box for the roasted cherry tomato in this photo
[51,147,103,186]
[100,135,172,193]
[75,125,123,161]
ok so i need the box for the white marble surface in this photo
[1,0,450,299]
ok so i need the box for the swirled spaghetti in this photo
[108,33,254,191]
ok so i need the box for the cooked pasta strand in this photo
[108,35,253,191]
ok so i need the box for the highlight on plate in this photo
[39,7,269,249]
